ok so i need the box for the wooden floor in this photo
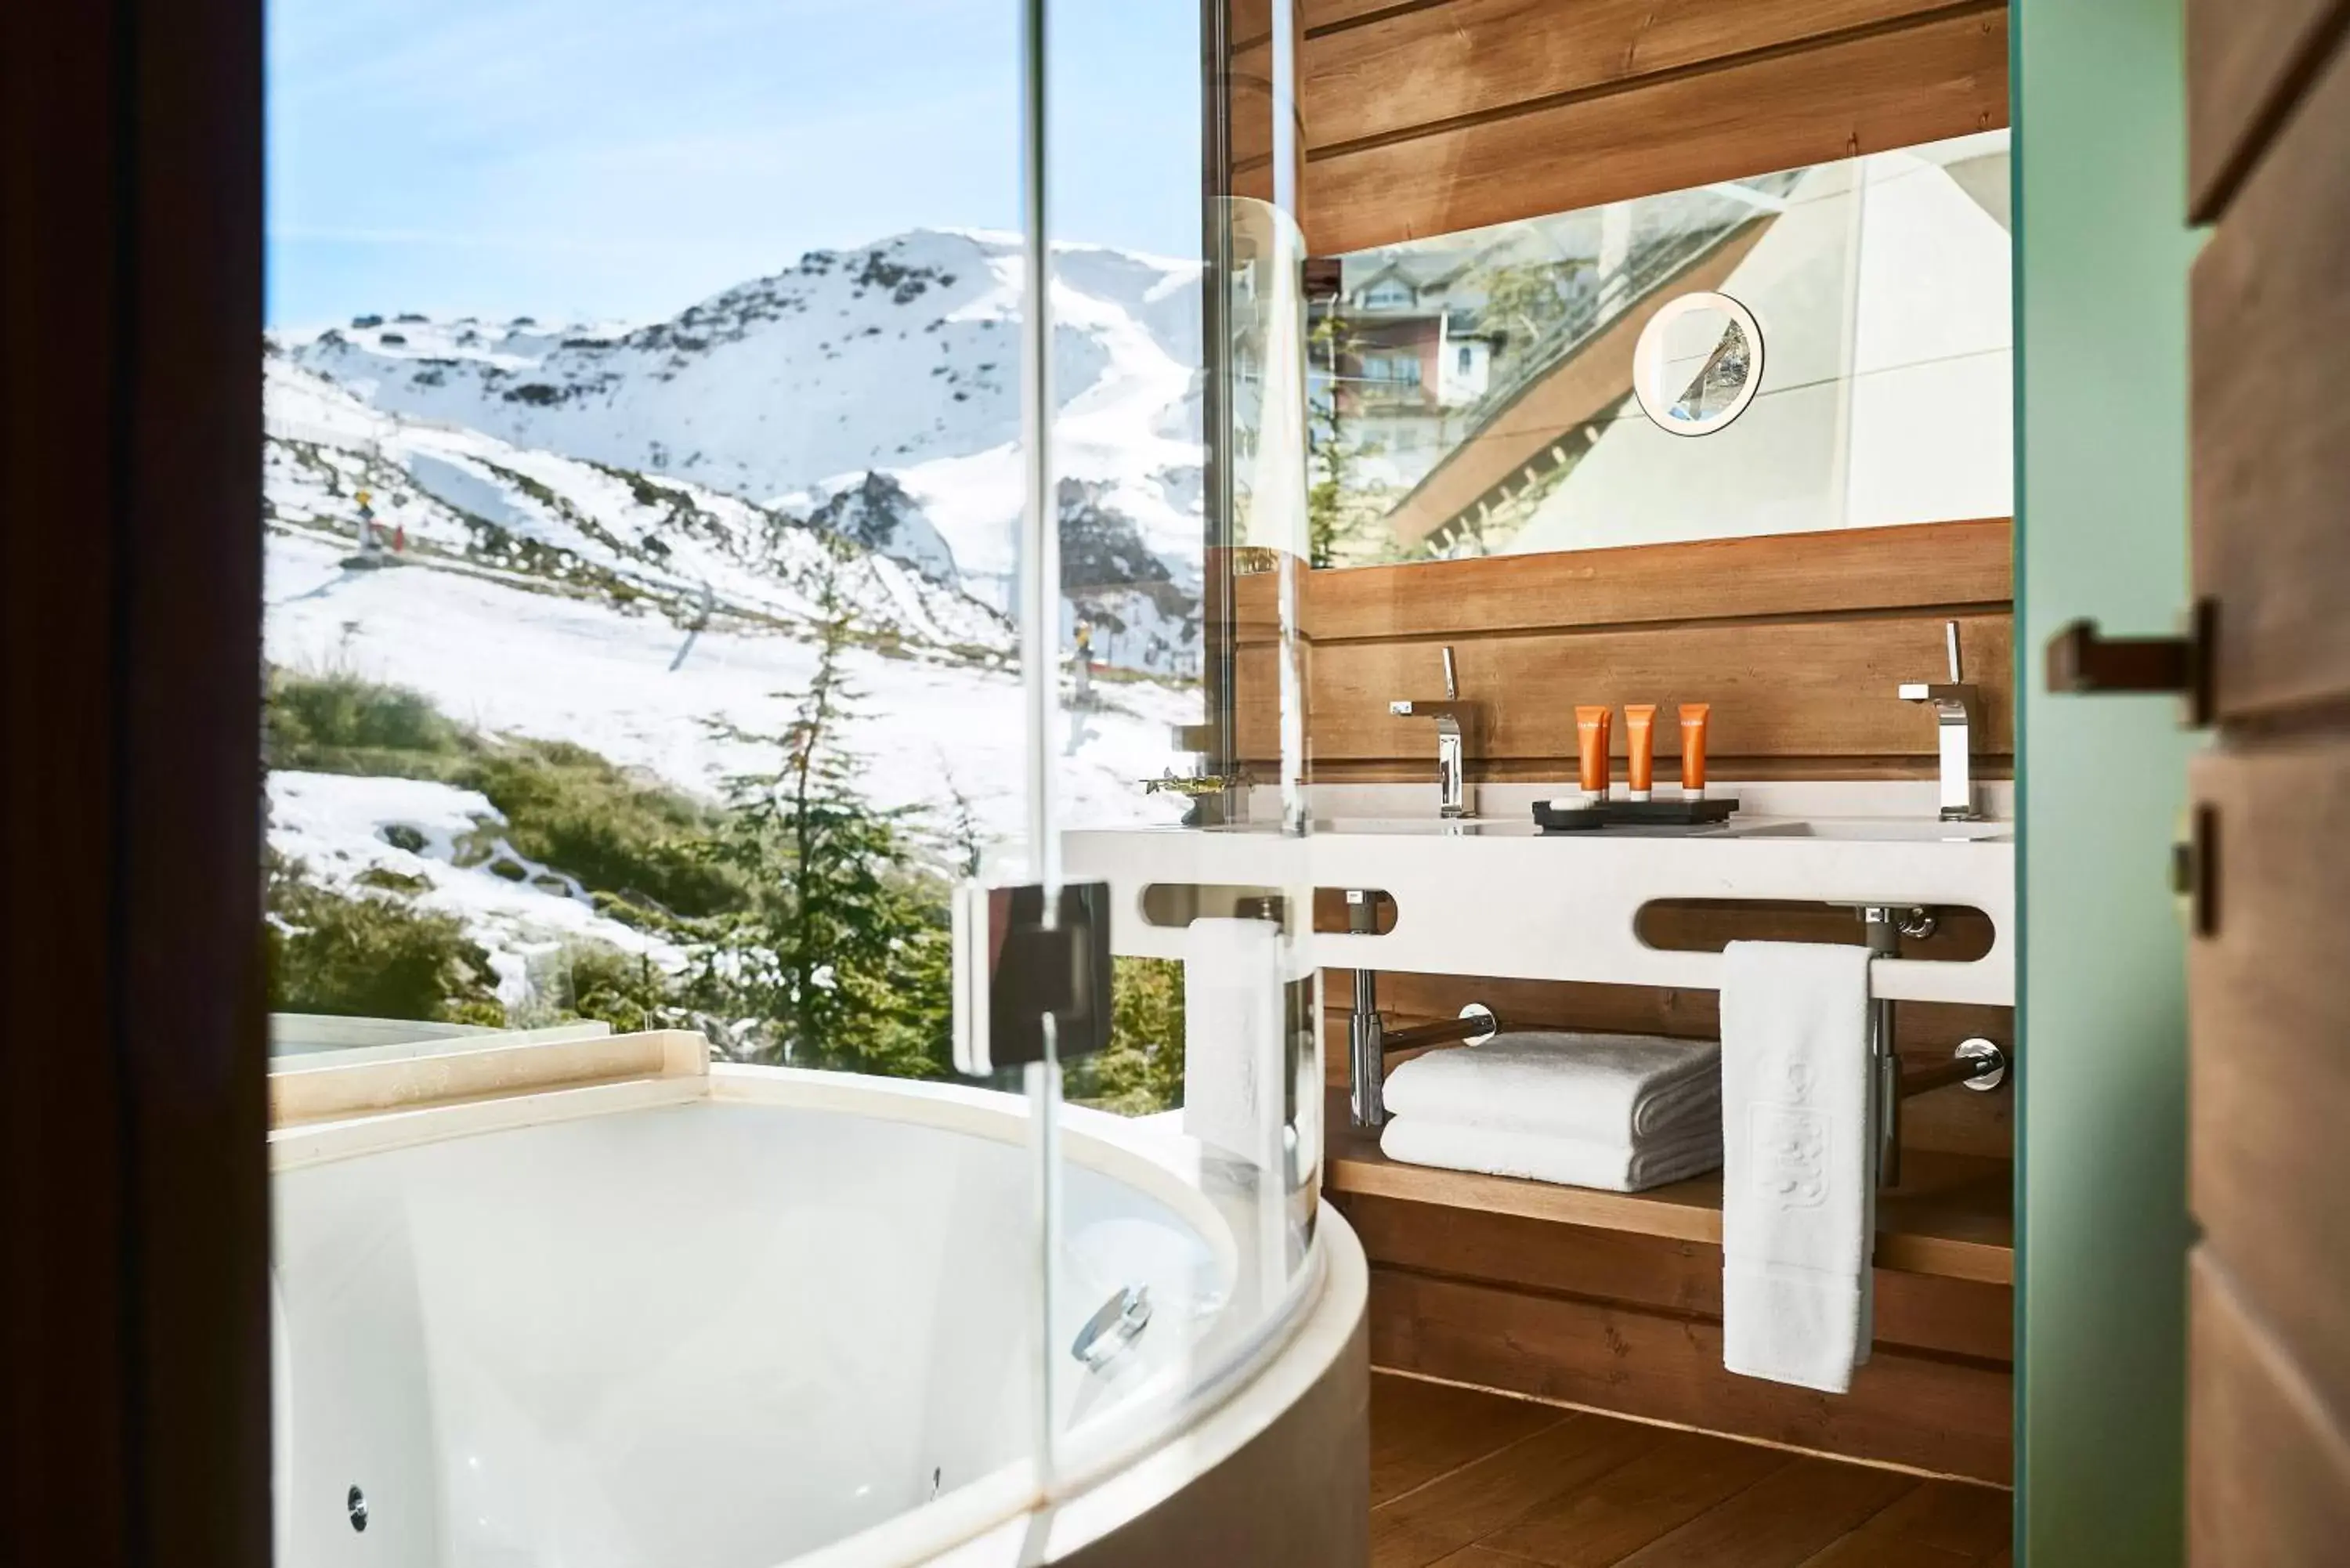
[1370,1372,2012,1568]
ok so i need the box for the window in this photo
[1361,353,1422,385]
[1362,280,1412,309]
[1457,345,1474,374]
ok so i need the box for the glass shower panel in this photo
[265,3,1062,1560]
[1032,0,1321,1486]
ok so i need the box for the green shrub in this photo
[266,669,464,770]
[266,669,748,924]
[266,854,503,1024]
[462,742,748,920]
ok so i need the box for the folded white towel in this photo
[1181,917,1285,1170]
[1379,1118,1723,1194]
[1380,1031,1721,1144]
[1719,940,1876,1393]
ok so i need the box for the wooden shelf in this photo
[1324,1087,2012,1285]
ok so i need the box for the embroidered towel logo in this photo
[1750,1104,1830,1208]
[1749,1053,1828,1209]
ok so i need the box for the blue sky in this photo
[266,0,1202,328]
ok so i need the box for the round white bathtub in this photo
[269,1066,1341,1568]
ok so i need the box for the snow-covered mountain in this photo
[280,227,1207,631]
[265,356,1009,656]
[259,233,1210,985]
[262,350,1195,822]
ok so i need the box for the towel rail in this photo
[1899,1038,2008,1100]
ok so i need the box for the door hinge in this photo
[2172,804,2219,938]
[2044,595,2215,728]
[952,880,1115,1075]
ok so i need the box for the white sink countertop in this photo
[1062,779,2015,1005]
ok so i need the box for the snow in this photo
[279,228,1208,613]
[264,359,1008,653]
[266,769,685,1004]
[264,533,1194,844]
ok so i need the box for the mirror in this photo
[1304,128,2012,566]
[1633,291,1762,436]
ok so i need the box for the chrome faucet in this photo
[1390,645,1476,818]
[1900,620,1982,822]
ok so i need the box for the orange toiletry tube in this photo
[1575,706,1613,800]
[1679,703,1711,800]
[1623,704,1658,801]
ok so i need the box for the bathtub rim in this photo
[268,1064,1244,1296]
[267,1061,1339,1566]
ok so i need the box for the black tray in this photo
[1531,796,1741,832]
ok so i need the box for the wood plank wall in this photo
[1227,0,2011,253]
[1214,0,2020,1486]
[1235,518,2016,783]
[1278,521,2019,1478]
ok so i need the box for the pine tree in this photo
[693,544,953,1077]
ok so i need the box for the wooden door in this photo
[2184,3,2350,1559]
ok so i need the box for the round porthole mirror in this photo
[1631,291,1763,436]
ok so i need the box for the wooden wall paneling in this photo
[2186,0,2350,221]
[1338,1193,2015,1362]
[2191,28,2350,723]
[1367,1268,2012,1482]
[1301,0,1401,31]
[1227,36,1274,181]
[1300,5,2006,255]
[1235,518,2014,643]
[1233,522,2016,782]
[2187,1250,2350,1565]
[1303,0,1976,153]
[1239,609,2015,773]
[2187,742,2350,1425]
[1894,1048,2016,1161]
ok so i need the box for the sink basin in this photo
[1725,818,2013,843]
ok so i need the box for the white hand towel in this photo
[1380,1031,1721,1143]
[1181,917,1286,1170]
[1719,939,1876,1393]
[1379,1118,1722,1193]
